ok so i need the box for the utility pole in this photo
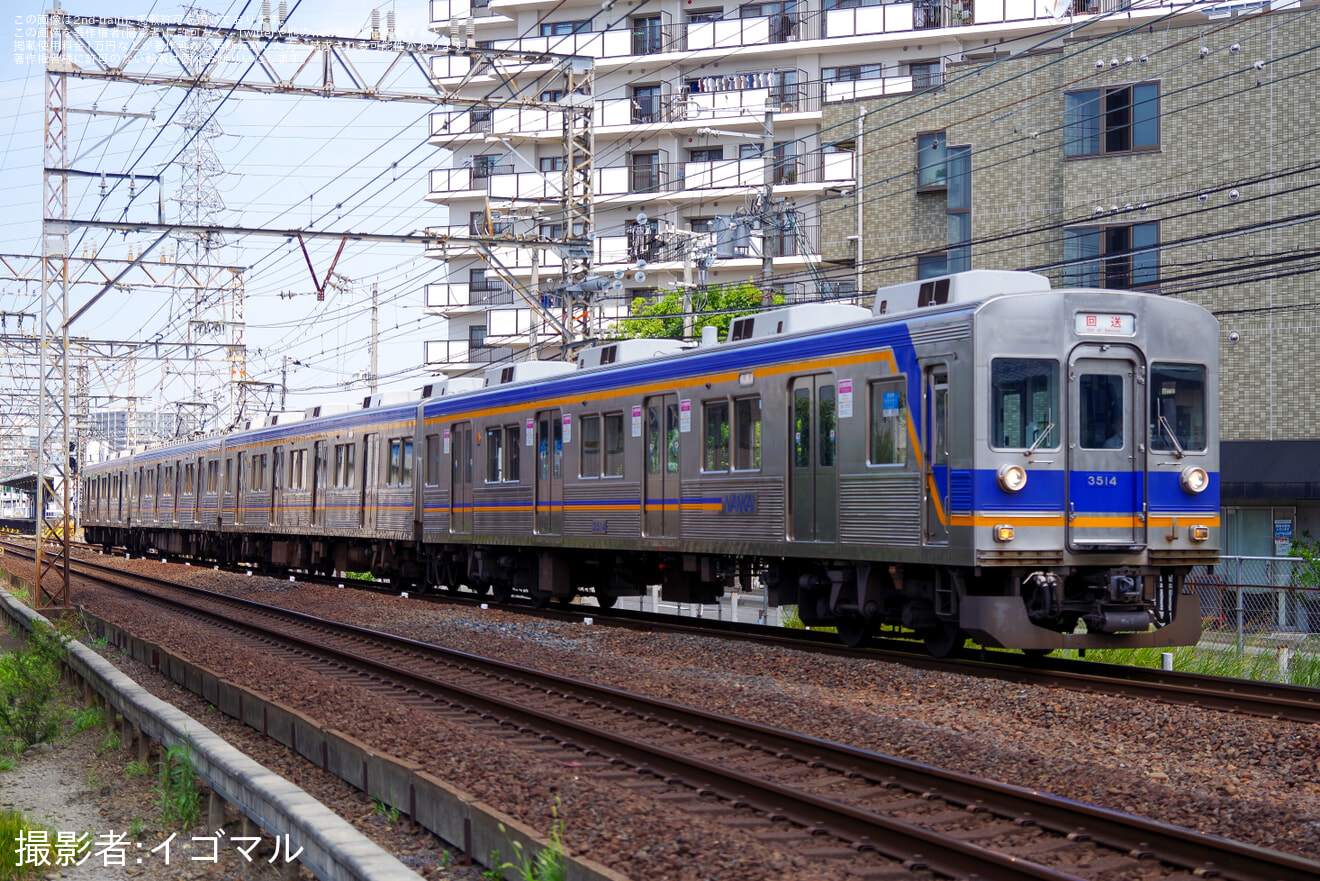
[280,356,287,411]
[760,108,775,307]
[369,282,379,395]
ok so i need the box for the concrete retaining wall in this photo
[0,570,629,881]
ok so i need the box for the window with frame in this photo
[471,154,502,179]
[224,458,232,493]
[603,413,625,477]
[333,443,356,488]
[703,401,731,471]
[504,426,521,481]
[823,63,882,83]
[540,20,590,36]
[184,463,194,495]
[539,155,564,174]
[252,455,268,491]
[1064,83,1159,157]
[386,437,413,486]
[1063,222,1158,289]
[580,415,601,477]
[206,461,219,493]
[163,466,173,495]
[686,9,723,22]
[917,131,947,189]
[272,448,283,491]
[990,360,1059,450]
[288,449,305,490]
[734,396,762,470]
[469,324,487,349]
[1149,363,1207,453]
[487,427,505,482]
[869,379,910,464]
[689,147,723,163]
[426,434,441,486]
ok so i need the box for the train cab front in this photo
[964,295,1219,652]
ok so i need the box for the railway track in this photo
[13,547,1320,881]
[22,540,1320,725]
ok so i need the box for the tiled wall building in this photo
[821,3,1320,552]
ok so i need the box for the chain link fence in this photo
[1192,556,1320,640]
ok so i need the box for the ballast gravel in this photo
[8,552,1319,880]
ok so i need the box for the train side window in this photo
[819,384,837,468]
[224,458,232,493]
[1149,363,1206,452]
[272,448,282,491]
[869,379,909,465]
[703,401,730,471]
[388,439,402,485]
[426,434,441,486]
[734,396,762,470]
[991,359,1059,450]
[603,413,625,477]
[505,426,521,481]
[487,427,504,482]
[580,415,601,477]
[254,455,268,491]
[288,450,304,490]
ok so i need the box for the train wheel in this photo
[489,581,512,604]
[595,590,618,609]
[921,621,963,658]
[1023,648,1054,662]
[835,616,872,648]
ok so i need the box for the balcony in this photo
[595,151,853,198]
[423,339,514,367]
[428,0,496,24]
[429,107,556,142]
[594,222,824,267]
[424,281,514,316]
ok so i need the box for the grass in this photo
[0,623,70,751]
[0,808,67,880]
[124,760,150,779]
[70,707,103,735]
[372,798,401,825]
[1053,638,1320,686]
[499,802,567,881]
[154,742,202,830]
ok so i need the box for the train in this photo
[80,270,1220,656]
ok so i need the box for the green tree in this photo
[613,280,782,341]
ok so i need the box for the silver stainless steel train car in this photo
[81,270,1220,655]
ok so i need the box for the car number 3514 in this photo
[1085,474,1118,487]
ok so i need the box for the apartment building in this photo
[818,2,1318,554]
[422,0,1192,370]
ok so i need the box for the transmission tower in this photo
[168,4,241,437]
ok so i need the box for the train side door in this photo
[311,442,326,526]
[789,374,838,542]
[450,422,473,534]
[234,453,246,525]
[922,366,950,545]
[536,410,563,535]
[360,435,377,529]
[270,447,282,525]
[1067,348,1144,549]
[644,394,680,537]
[194,458,204,522]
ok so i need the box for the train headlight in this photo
[1190,525,1210,542]
[994,524,1015,542]
[1180,466,1209,494]
[997,464,1028,493]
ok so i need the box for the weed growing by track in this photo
[154,741,202,830]
[0,623,70,751]
[1056,641,1320,686]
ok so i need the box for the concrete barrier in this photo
[0,571,630,881]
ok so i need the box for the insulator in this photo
[278,1,288,26]
[371,9,380,41]
[386,10,395,40]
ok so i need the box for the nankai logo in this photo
[722,493,757,515]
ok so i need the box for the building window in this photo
[539,89,564,102]
[629,151,660,193]
[688,147,723,163]
[472,154,502,179]
[916,131,947,189]
[1063,222,1158,289]
[822,63,882,83]
[686,9,723,22]
[470,107,492,133]
[1064,83,1159,157]
[632,16,662,55]
[540,20,591,36]
[469,324,487,349]
[910,61,942,90]
[632,85,660,124]
[539,155,563,173]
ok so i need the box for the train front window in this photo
[1149,363,1206,452]
[1079,374,1125,450]
[991,359,1058,450]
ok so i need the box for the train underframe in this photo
[85,524,1196,656]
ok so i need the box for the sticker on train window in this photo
[1075,312,1135,336]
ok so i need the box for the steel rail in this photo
[24,547,1320,881]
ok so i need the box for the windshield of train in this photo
[991,359,1059,449]
[1149,363,1207,453]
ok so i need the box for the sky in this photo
[0,0,457,432]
